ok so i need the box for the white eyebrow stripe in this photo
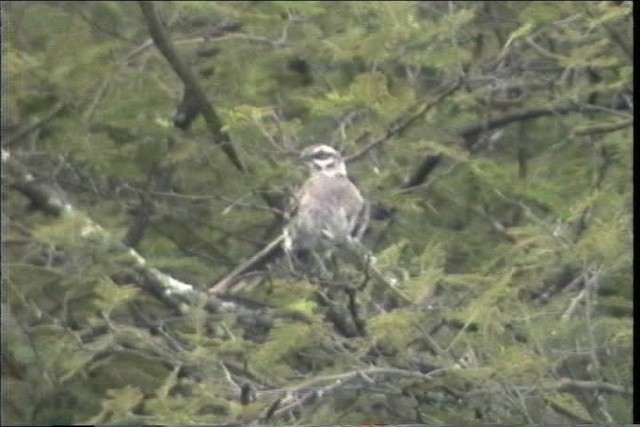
[304,145,339,156]
[313,159,336,168]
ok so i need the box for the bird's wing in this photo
[285,178,313,222]
[284,186,299,223]
[351,198,370,240]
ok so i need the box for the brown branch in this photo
[261,366,446,422]
[346,78,462,163]
[124,194,155,249]
[2,103,67,148]
[346,240,413,304]
[208,234,285,295]
[402,97,633,189]
[138,1,245,172]
[457,104,575,141]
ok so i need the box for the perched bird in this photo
[209,144,369,293]
[283,144,368,272]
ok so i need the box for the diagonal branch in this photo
[346,78,462,163]
[260,366,446,422]
[457,104,575,141]
[402,98,631,189]
[208,234,285,295]
[138,1,245,172]
[2,103,67,148]
[3,149,196,313]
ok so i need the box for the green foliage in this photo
[3,0,632,425]
[369,311,417,350]
[250,322,328,378]
[93,278,140,316]
[97,385,145,421]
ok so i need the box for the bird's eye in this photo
[314,152,332,160]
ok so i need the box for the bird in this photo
[208,144,410,302]
[283,144,368,274]
[209,144,368,293]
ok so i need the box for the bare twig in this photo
[220,362,242,396]
[459,104,575,140]
[560,267,599,322]
[345,240,412,304]
[465,378,631,399]
[3,103,67,148]
[347,78,463,162]
[261,366,447,421]
[208,234,285,295]
[583,2,633,62]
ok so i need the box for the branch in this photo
[571,117,633,136]
[466,378,631,401]
[3,149,197,313]
[3,150,70,216]
[457,104,575,141]
[261,366,446,422]
[554,378,631,397]
[2,103,67,148]
[584,2,633,62]
[543,396,594,424]
[208,234,285,295]
[345,240,413,304]
[401,155,444,190]
[403,97,631,189]
[138,1,245,172]
[346,78,462,163]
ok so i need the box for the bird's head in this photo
[300,144,347,177]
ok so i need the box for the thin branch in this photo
[3,103,67,148]
[577,101,633,118]
[138,1,245,172]
[345,240,413,304]
[561,269,602,339]
[571,118,633,136]
[525,36,569,62]
[583,2,633,62]
[465,378,631,399]
[124,184,282,215]
[261,366,447,421]
[347,78,462,162]
[78,9,136,43]
[403,97,631,189]
[458,104,575,140]
[208,234,285,295]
